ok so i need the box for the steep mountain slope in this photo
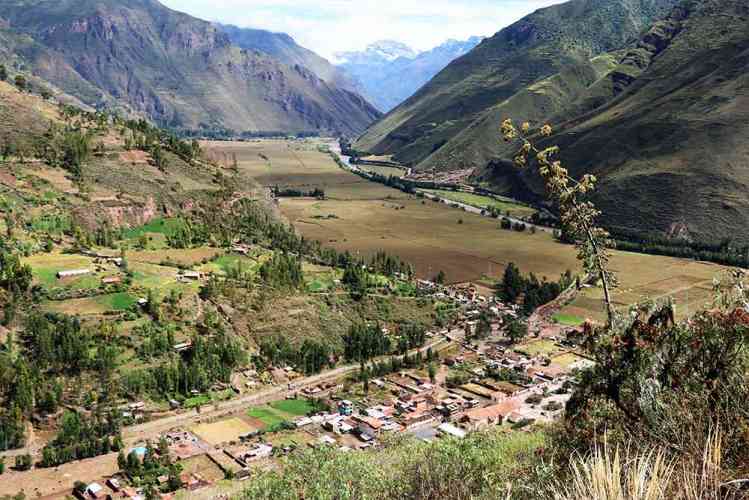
[354,0,680,163]
[217,23,359,92]
[336,38,483,112]
[0,0,380,135]
[504,0,749,243]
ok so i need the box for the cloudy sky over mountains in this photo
[161,0,566,59]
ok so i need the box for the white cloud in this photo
[160,0,566,59]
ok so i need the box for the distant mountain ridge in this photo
[355,0,681,163]
[0,0,380,136]
[355,0,749,243]
[217,23,360,93]
[336,37,483,112]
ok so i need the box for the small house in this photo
[57,269,91,279]
[106,478,121,492]
[338,400,354,416]
[84,483,105,499]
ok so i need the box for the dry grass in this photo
[555,431,743,500]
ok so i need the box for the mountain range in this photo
[335,38,483,112]
[0,0,380,136]
[355,0,749,243]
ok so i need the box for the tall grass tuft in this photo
[554,430,746,500]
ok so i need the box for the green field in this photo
[551,313,585,326]
[422,189,537,218]
[98,292,138,311]
[123,217,185,239]
[269,399,316,416]
[248,407,288,429]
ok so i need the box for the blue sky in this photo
[160,0,567,59]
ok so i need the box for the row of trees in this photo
[259,253,304,290]
[258,335,333,375]
[40,409,123,467]
[343,323,392,362]
[272,186,326,199]
[496,263,574,315]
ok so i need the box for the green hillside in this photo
[354,0,680,164]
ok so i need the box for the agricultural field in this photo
[245,399,320,432]
[201,139,407,201]
[421,189,537,218]
[558,253,723,322]
[201,140,732,321]
[358,164,407,178]
[515,339,561,358]
[191,418,258,445]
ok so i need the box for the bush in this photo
[525,394,543,405]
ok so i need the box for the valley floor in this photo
[207,138,729,323]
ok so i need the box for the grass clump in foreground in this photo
[237,430,547,500]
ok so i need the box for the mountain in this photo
[354,0,680,163]
[0,0,380,136]
[217,23,359,93]
[496,0,749,243]
[356,0,749,243]
[336,40,418,66]
[336,38,482,112]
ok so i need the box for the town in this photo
[40,275,591,500]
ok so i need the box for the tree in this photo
[498,263,524,304]
[428,362,437,384]
[13,75,26,92]
[117,450,127,471]
[342,264,369,301]
[434,270,446,285]
[14,453,32,471]
[0,65,7,82]
[501,120,616,324]
[506,318,527,345]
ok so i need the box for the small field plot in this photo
[198,254,259,277]
[191,418,257,446]
[461,383,495,399]
[269,399,316,417]
[422,189,537,218]
[516,339,561,357]
[129,247,223,266]
[552,313,585,326]
[359,165,406,177]
[552,353,589,370]
[267,430,314,449]
[24,253,95,287]
[247,407,288,430]
[179,454,225,482]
